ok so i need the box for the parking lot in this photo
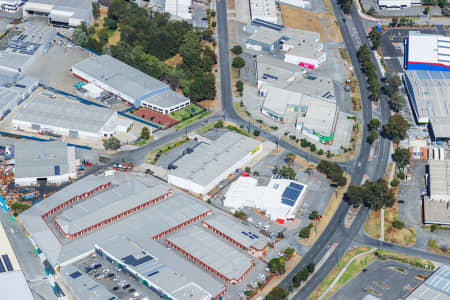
[398,161,450,251]
[331,259,431,300]
[74,255,161,300]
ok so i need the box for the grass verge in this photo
[364,209,381,240]
[173,110,209,129]
[375,249,435,269]
[170,103,203,121]
[428,239,450,257]
[133,136,154,146]
[339,48,361,112]
[307,247,373,300]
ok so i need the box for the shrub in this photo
[397,172,405,180]
[234,211,248,220]
[232,56,245,69]
[390,178,400,187]
[231,45,243,55]
[310,144,316,152]
[393,218,405,230]
[214,120,224,128]
[299,225,311,238]
[318,149,324,155]
[253,129,260,136]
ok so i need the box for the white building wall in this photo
[12,119,101,140]
[168,144,263,195]
[284,52,326,69]
[15,173,75,186]
[378,0,411,7]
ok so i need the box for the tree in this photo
[307,263,315,274]
[189,73,216,101]
[393,148,411,170]
[388,92,405,112]
[387,75,402,90]
[233,211,248,220]
[368,27,381,49]
[268,257,285,274]
[98,28,109,45]
[317,160,346,186]
[104,17,118,30]
[267,287,289,300]
[367,129,379,144]
[231,45,243,55]
[439,0,448,7]
[215,120,224,128]
[92,2,100,19]
[431,224,438,232]
[362,178,395,210]
[10,202,30,213]
[382,114,410,141]
[72,25,88,45]
[309,210,319,220]
[283,247,295,257]
[391,16,398,26]
[285,153,296,167]
[103,137,121,150]
[390,178,400,187]
[310,144,316,152]
[236,80,243,93]
[368,118,381,130]
[424,6,430,14]
[140,127,150,140]
[367,7,376,16]
[232,56,246,69]
[299,225,311,238]
[279,165,296,180]
[253,129,260,136]
[393,218,405,229]
[346,185,365,208]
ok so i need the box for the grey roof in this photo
[0,52,29,72]
[55,177,169,235]
[26,0,93,23]
[167,225,254,281]
[203,214,270,250]
[407,265,450,300]
[14,141,76,179]
[257,55,306,89]
[302,99,337,137]
[428,160,450,199]
[97,236,224,299]
[14,94,116,134]
[142,89,189,109]
[60,264,116,300]
[72,55,169,101]
[0,88,20,112]
[0,271,34,300]
[405,70,450,137]
[170,131,262,186]
[248,26,284,45]
[20,173,213,266]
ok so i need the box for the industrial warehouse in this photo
[12,93,132,140]
[23,0,93,27]
[404,70,450,140]
[19,172,265,298]
[14,141,77,186]
[424,160,450,225]
[166,225,255,284]
[405,31,450,71]
[246,24,325,69]
[224,176,307,223]
[202,214,270,258]
[167,131,263,195]
[72,55,190,113]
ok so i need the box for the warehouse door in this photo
[69,130,79,138]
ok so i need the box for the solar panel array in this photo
[251,18,284,31]
[241,231,259,239]
[1,254,13,271]
[281,182,304,207]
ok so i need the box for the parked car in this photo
[122,284,131,289]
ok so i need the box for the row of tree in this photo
[345,178,395,209]
[338,0,353,14]
[384,75,406,113]
[358,45,381,101]
[317,160,347,186]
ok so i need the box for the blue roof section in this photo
[251,18,284,31]
[121,254,153,267]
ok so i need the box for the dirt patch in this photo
[281,5,343,42]
[300,172,350,246]
[364,209,381,240]
[384,199,416,246]
[165,54,183,67]
[339,48,361,112]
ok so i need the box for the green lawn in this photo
[133,136,154,146]
[170,104,204,121]
[173,110,209,129]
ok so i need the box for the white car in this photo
[102,269,110,273]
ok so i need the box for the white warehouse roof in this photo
[224,177,307,221]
